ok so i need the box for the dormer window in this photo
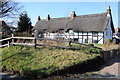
[59,29,64,33]
[67,29,74,34]
[43,29,47,33]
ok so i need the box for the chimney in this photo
[71,11,76,19]
[107,5,111,17]
[38,16,41,21]
[46,14,50,21]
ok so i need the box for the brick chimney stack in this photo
[38,16,41,21]
[107,5,111,17]
[71,11,76,19]
[46,14,50,21]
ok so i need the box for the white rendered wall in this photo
[104,19,113,43]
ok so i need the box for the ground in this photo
[99,55,120,76]
[1,55,120,80]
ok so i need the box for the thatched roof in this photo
[0,21,11,33]
[0,21,3,27]
[0,21,7,27]
[0,21,6,32]
[34,12,114,33]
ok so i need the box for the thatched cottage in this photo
[0,21,11,36]
[33,6,114,44]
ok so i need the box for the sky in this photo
[19,2,118,28]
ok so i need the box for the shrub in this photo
[13,32,33,37]
[2,35,11,39]
[105,39,112,44]
[84,47,102,54]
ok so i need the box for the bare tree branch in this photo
[0,0,23,18]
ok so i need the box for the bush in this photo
[105,39,112,45]
[84,47,102,54]
[14,32,33,37]
[2,35,12,39]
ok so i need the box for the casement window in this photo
[93,32,98,37]
[38,33,44,38]
[68,29,74,34]
[59,29,64,33]
[43,29,47,33]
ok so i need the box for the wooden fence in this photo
[0,37,12,48]
[0,34,36,48]
[0,34,101,49]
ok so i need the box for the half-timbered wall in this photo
[39,30,104,44]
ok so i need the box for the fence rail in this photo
[0,37,12,42]
[13,37,35,39]
[0,37,11,48]
[38,38,101,49]
[0,34,36,48]
[0,34,101,49]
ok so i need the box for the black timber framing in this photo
[87,32,88,43]
[103,32,104,44]
[92,32,93,43]
[97,32,98,43]
[82,31,83,43]
[78,32,79,42]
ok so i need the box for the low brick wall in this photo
[102,49,120,63]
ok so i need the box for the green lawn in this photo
[1,46,102,78]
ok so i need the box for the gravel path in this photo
[44,55,120,79]
[99,55,120,77]
[0,72,29,80]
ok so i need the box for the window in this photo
[59,29,64,33]
[43,29,47,33]
[93,40,98,43]
[74,38,78,42]
[67,29,74,34]
[38,33,44,38]
[93,32,98,37]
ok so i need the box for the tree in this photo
[17,12,33,33]
[0,0,22,18]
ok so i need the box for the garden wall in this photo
[102,49,120,63]
[50,49,120,77]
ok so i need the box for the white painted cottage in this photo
[33,6,114,44]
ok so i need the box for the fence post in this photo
[33,37,36,48]
[12,34,14,45]
[8,41,10,47]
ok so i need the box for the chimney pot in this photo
[38,16,41,21]
[107,5,111,15]
[71,11,76,19]
[46,14,50,21]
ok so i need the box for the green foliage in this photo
[1,46,101,78]
[105,39,112,44]
[84,47,102,54]
[17,12,33,33]
[14,32,32,37]
[2,35,11,38]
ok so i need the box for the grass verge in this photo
[1,46,102,78]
